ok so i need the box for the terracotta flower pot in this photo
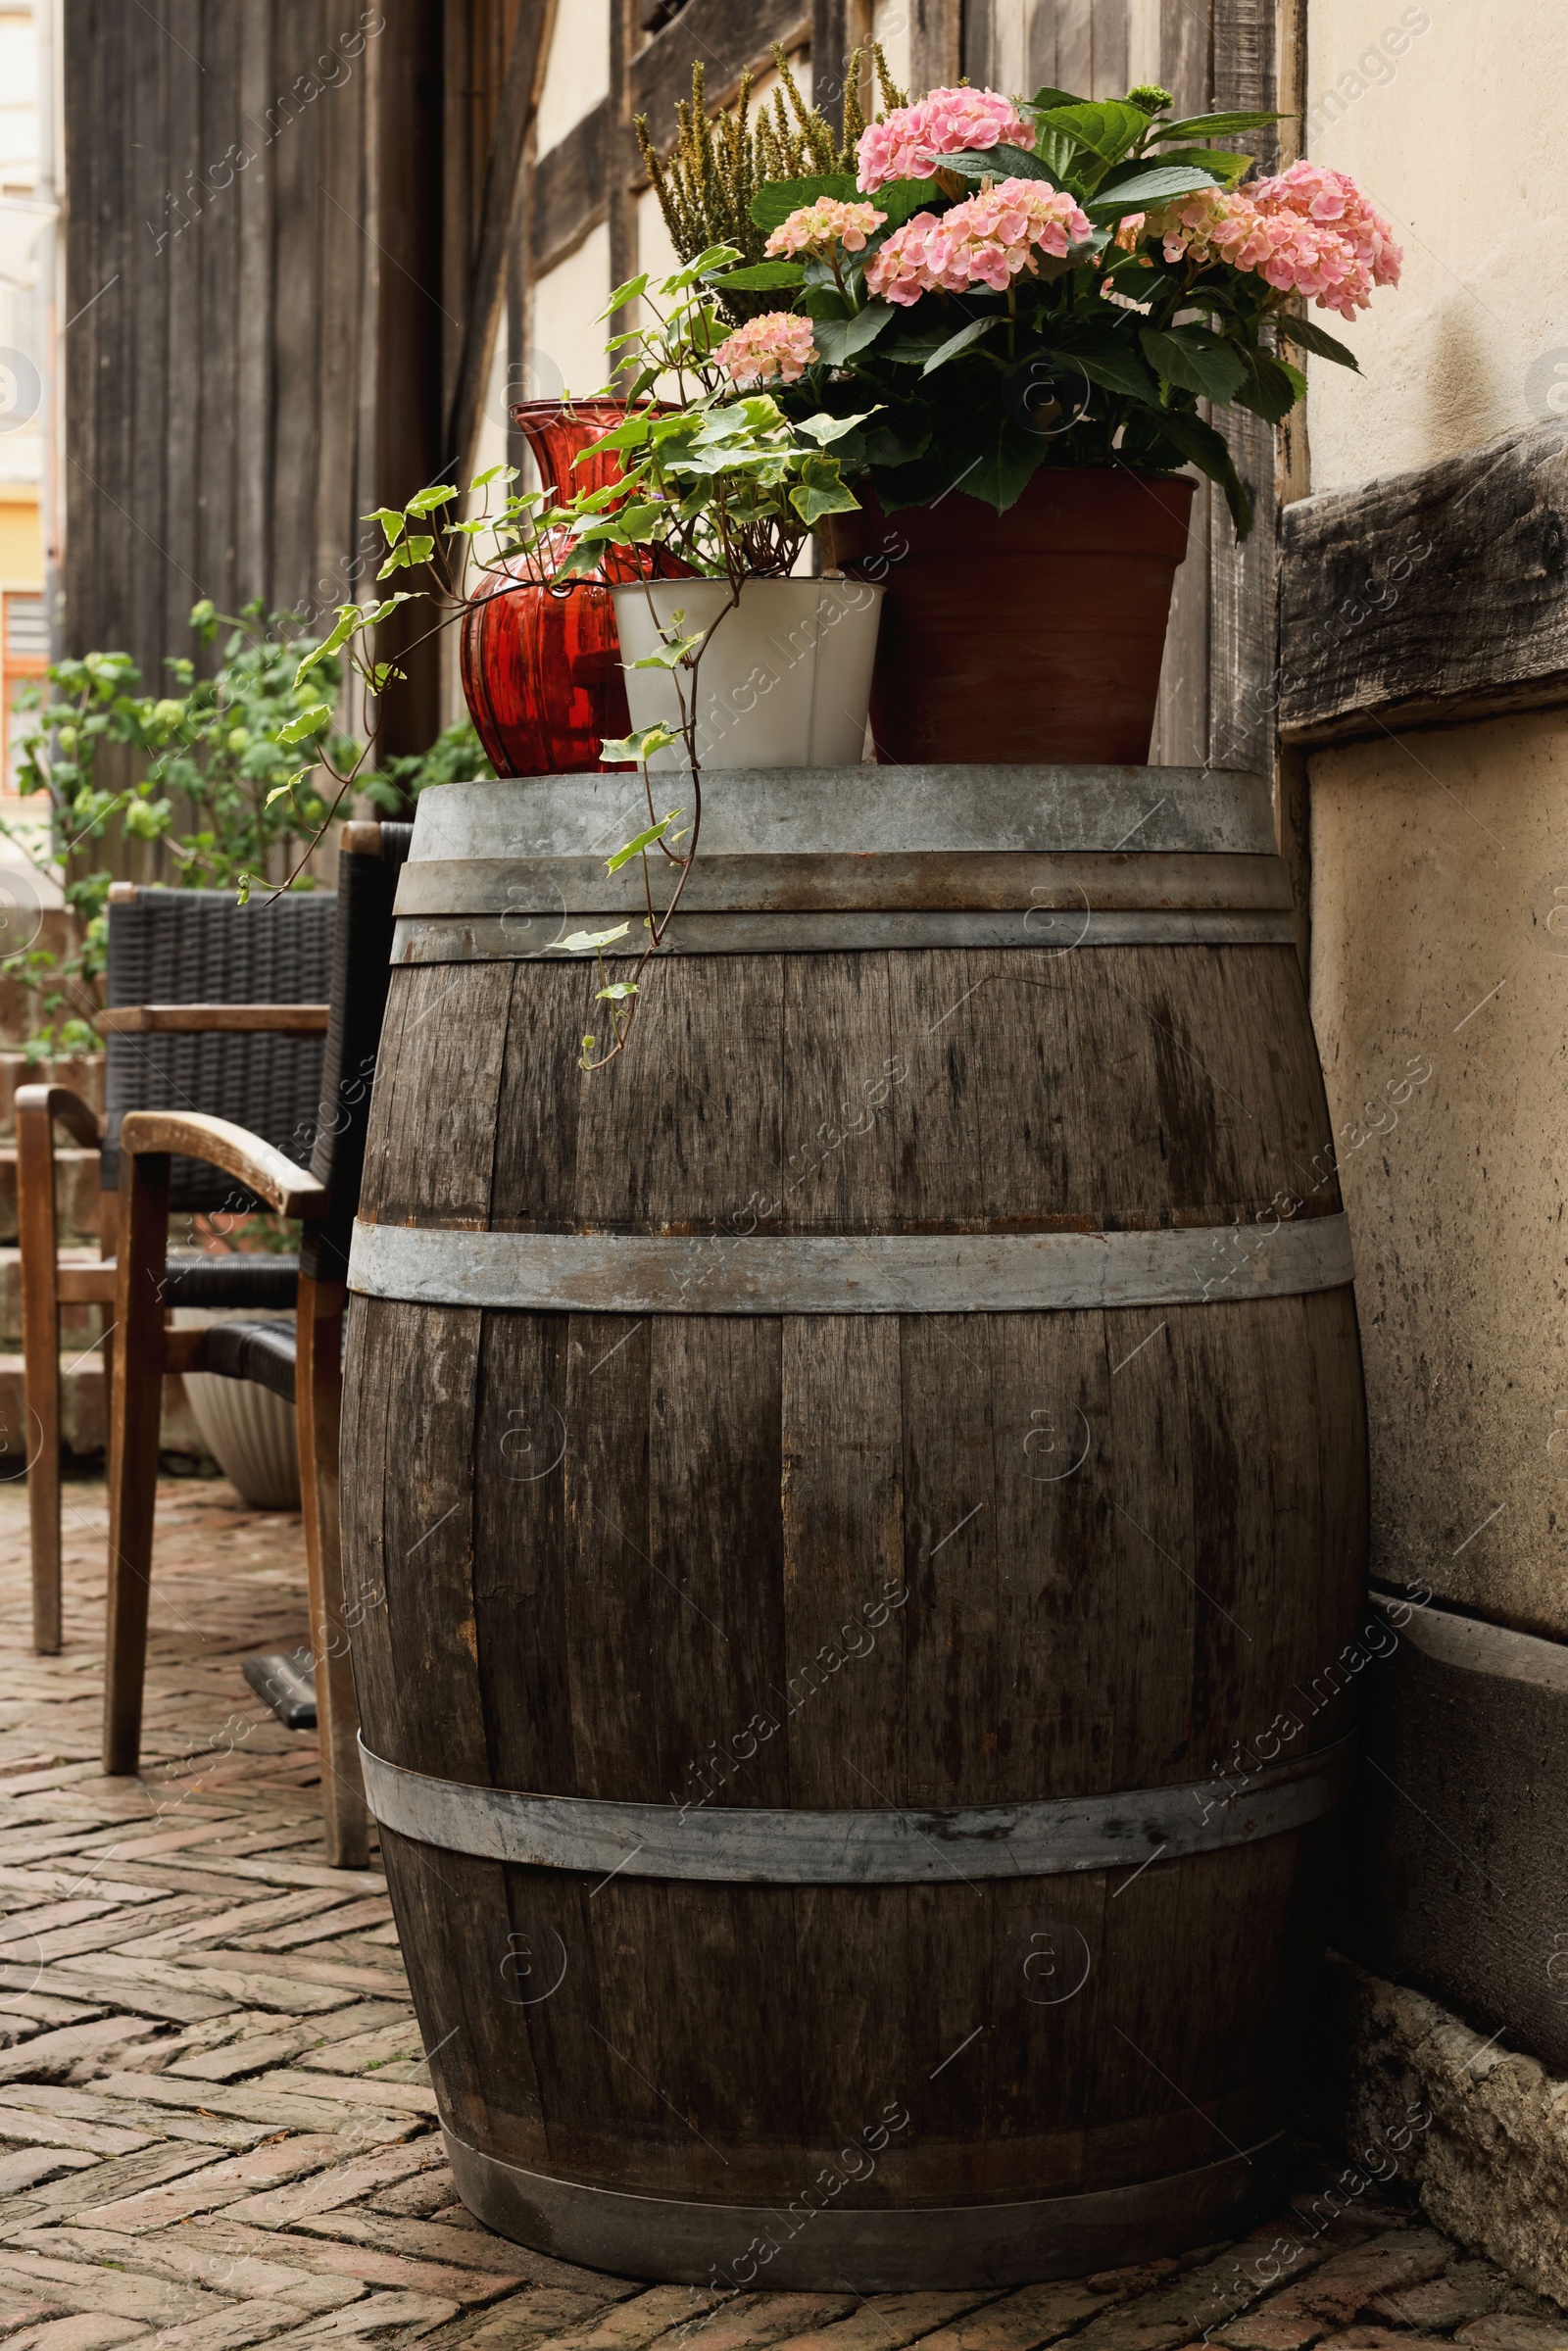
[460,400,687,780]
[827,467,1196,766]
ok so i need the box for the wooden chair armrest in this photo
[119,1111,329,1219]
[15,1084,103,1151]
[98,1004,329,1035]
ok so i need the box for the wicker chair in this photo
[19,884,336,1657]
[100,824,412,1869]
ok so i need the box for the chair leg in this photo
[103,1151,170,1777]
[296,1274,368,1868]
[17,1103,63,1655]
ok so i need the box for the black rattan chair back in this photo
[304,823,414,1282]
[103,888,336,1210]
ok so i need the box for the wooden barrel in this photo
[342,763,1368,2292]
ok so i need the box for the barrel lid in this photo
[407,765,1274,862]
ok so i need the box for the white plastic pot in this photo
[611,574,884,769]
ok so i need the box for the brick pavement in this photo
[0,1474,1561,2350]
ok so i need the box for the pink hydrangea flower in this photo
[864,179,1093,304]
[765,198,887,259]
[1152,165,1401,320]
[713,311,818,386]
[857,86,1035,191]
[1250,160,1402,288]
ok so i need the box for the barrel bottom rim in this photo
[444,2125,1288,2291]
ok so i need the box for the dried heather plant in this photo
[635,43,908,318]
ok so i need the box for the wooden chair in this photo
[19,883,336,1657]
[101,824,412,1869]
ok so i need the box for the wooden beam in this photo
[443,0,552,480]
[633,0,810,131]
[532,0,808,275]
[532,104,609,274]
[1279,422,1568,747]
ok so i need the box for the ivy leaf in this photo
[748,174,858,233]
[793,409,878,445]
[584,413,654,456]
[789,453,860,524]
[405,483,459,515]
[275,703,332,745]
[604,271,650,314]
[1140,325,1249,403]
[811,303,896,367]
[1275,312,1361,370]
[607,811,683,871]
[469,462,518,488]
[294,609,361,683]
[597,980,638,1003]
[629,634,704,670]
[663,243,745,289]
[364,506,405,548]
[551,922,633,954]
[570,503,662,546]
[376,534,435,577]
[599,724,677,766]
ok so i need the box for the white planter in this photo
[183,1373,301,1510]
[611,575,884,770]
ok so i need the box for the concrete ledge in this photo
[1317,1954,1568,2309]
[1333,1592,1568,2075]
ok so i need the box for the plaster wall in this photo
[1310,714,1568,1635]
[1301,9,1568,1637]
[1303,0,1568,490]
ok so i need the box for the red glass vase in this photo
[460,400,680,780]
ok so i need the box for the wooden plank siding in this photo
[64,0,379,681]
[61,0,541,760]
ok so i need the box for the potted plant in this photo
[550,259,884,775]
[318,254,885,1070]
[640,54,1403,761]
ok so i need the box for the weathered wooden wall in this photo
[64,3,379,681]
[62,0,546,758]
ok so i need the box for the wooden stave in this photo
[341,930,1369,2274]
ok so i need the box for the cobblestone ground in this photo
[0,1476,1562,2350]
